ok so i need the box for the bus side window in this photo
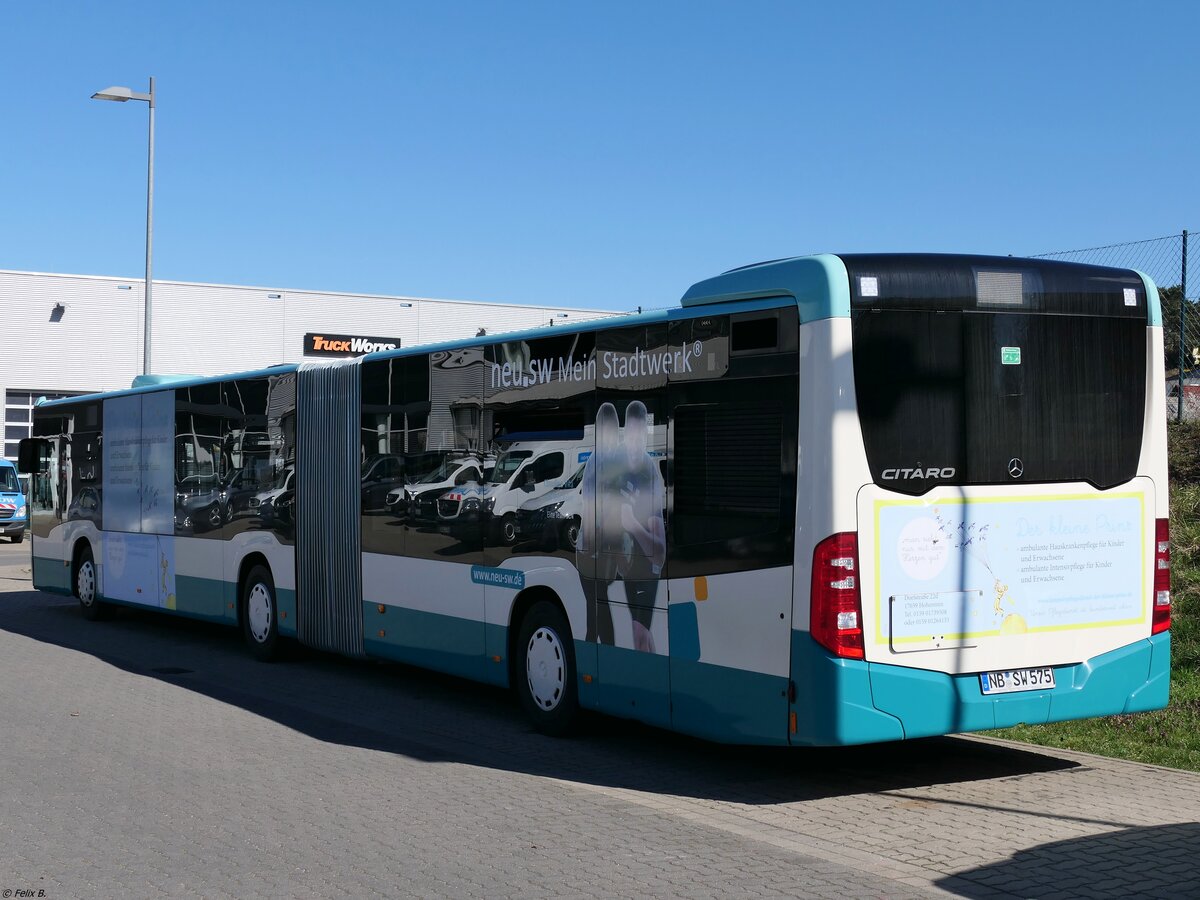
[669,382,797,577]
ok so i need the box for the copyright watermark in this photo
[3,890,47,898]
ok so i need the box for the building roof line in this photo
[0,268,617,315]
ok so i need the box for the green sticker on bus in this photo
[1001,347,1021,365]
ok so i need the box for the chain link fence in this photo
[1035,232,1194,420]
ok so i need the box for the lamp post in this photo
[91,78,155,376]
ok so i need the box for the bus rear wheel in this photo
[515,600,579,736]
[241,564,279,662]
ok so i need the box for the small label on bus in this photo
[860,276,879,297]
[471,565,525,589]
[1124,288,1137,307]
[1001,347,1021,365]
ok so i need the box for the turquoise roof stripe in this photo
[1135,270,1163,327]
[37,362,302,408]
[680,253,851,323]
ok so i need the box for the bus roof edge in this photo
[679,254,851,323]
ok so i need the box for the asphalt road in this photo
[1,540,1198,899]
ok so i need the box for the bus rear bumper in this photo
[791,631,1170,746]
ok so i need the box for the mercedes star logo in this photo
[1008,458,1024,478]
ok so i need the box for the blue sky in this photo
[2,2,1195,310]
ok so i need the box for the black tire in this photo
[241,564,279,661]
[74,544,108,621]
[515,600,579,736]
[11,532,23,544]
[562,517,580,551]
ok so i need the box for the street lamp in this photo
[91,78,155,375]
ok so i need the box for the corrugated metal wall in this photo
[0,272,144,396]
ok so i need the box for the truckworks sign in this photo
[304,333,401,357]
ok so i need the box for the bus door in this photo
[665,309,799,743]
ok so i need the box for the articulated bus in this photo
[20,254,1171,745]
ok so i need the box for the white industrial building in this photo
[1,269,614,460]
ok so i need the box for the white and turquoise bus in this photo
[21,253,1171,745]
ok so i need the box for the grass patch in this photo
[981,421,1200,770]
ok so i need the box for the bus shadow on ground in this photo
[3,588,1080,804]
[936,822,1200,899]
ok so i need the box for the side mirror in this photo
[18,438,48,475]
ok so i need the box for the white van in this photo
[438,438,592,544]
[515,462,585,550]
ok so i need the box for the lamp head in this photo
[91,85,134,102]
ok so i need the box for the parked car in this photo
[516,463,584,550]
[221,463,273,520]
[249,468,295,530]
[0,458,29,543]
[361,454,408,513]
[386,454,489,524]
[174,474,225,534]
[66,486,102,526]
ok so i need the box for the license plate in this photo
[979,667,1056,695]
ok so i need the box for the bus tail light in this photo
[1153,518,1171,635]
[811,532,864,660]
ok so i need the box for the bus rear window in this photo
[852,308,1146,494]
[844,255,1149,495]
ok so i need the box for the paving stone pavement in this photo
[0,547,1198,899]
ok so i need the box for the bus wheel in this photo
[75,545,108,621]
[241,564,279,662]
[516,600,578,736]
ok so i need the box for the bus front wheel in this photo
[515,600,579,736]
[75,544,109,621]
[241,564,279,662]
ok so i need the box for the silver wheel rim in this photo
[566,522,579,549]
[503,518,516,542]
[77,560,96,606]
[526,625,565,712]
[248,583,273,643]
